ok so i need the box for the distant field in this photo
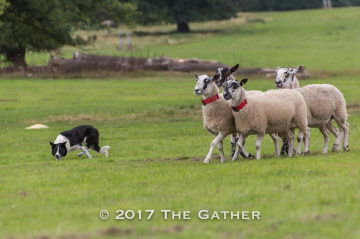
[0,74,359,238]
[26,7,360,71]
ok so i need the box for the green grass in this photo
[1,74,360,238]
[26,7,360,71]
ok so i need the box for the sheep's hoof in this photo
[231,157,238,162]
[203,158,210,164]
[240,152,247,159]
[343,145,349,152]
[77,152,84,157]
[248,153,254,159]
[332,143,341,151]
[304,151,310,156]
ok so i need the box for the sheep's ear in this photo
[212,74,220,82]
[195,74,199,80]
[276,67,280,73]
[289,65,304,75]
[230,64,239,73]
[240,78,248,86]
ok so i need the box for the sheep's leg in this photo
[233,134,253,160]
[296,130,303,155]
[230,134,239,159]
[217,140,226,163]
[255,134,264,159]
[283,130,294,157]
[303,127,311,155]
[343,122,349,151]
[269,134,280,157]
[204,133,225,164]
[319,126,329,154]
[332,126,344,151]
[279,133,288,156]
[326,120,339,139]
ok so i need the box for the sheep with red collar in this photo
[275,66,349,153]
[194,74,237,163]
[223,78,311,160]
[214,64,280,158]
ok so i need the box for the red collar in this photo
[202,94,219,106]
[232,99,247,112]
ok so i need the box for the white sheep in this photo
[215,65,280,158]
[223,78,311,160]
[275,66,349,153]
[194,74,237,163]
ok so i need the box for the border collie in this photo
[50,125,110,160]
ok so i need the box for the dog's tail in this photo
[100,146,110,157]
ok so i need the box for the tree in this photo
[0,0,137,67]
[126,0,237,33]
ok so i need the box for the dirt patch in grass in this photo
[347,104,360,114]
[0,99,18,102]
[100,227,133,236]
[24,114,115,124]
[30,227,134,239]
[24,107,202,124]
[144,155,222,162]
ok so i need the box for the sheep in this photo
[223,78,311,160]
[275,66,349,153]
[194,74,237,163]
[214,65,280,158]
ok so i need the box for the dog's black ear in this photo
[61,141,67,146]
[50,142,55,147]
[240,78,248,86]
[230,64,239,73]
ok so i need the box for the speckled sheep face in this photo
[275,66,304,89]
[223,80,241,100]
[215,64,239,88]
[194,74,216,96]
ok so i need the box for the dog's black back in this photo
[61,125,100,150]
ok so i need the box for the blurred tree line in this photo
[0,0,136,67]
[120,0,238,33]
[237,0,360,11]
[1,0,359,67]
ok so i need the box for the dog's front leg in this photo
[80,146,92,159]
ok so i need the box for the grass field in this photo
[0,74,359,239]
[26,7,360,71]
[2,6,360,239]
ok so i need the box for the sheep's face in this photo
[215,64,239,88]
[275,65,304,89]
[194,74,217,96]
[223,80,241,100]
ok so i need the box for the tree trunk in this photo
[177,22,190,33]
[6,46,27,68]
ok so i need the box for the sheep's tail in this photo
[100,146,110,157]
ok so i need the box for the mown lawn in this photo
[0,74,359,238]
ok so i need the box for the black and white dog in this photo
[50,125,110,160]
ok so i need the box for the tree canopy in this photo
[0,0,137,67]
[126,0,238,33]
